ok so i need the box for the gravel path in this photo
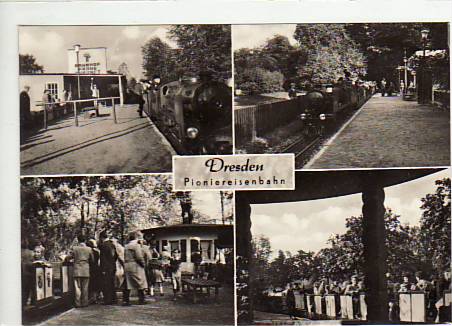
[306,95,450,169]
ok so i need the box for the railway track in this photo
[282,134,321,166]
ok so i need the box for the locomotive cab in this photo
[146,77,232,155]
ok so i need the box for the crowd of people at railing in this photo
[22,230,227,308]
[259,270,451,322]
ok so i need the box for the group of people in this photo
[21,230,186,308]
[380,77,416,97]
[281,271,451,321]
[71,230,184,307]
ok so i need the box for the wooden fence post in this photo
[73,102,79,127]
[251,107,257,141]
[112,99,117,124]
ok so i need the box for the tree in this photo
[168,25,231,81]
[235,67,284,95]
[142,37,180,83]
[419,178,451,273]
[293,24,367,85]
[345,23,449,85]
[19,54,44,74]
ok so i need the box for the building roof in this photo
[142,223,233,233]
[67,47,107,51]
[239,169,443,204]
[20,73,122,77]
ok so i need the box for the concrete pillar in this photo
[118,75,124,106]
[236,194,253,324]
[362,181,388,322]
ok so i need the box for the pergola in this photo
[236,168,443,324]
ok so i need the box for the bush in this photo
[236,68,284,95]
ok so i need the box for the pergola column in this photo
[236,194,253,324]
[362,181,388,322]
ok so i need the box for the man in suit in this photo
[99,231,118,305]
[72,234,94,308]
[123,231,147,305]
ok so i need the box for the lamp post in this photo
[418,29,429,104]
[403,49,408,94]
[74,44,81,99]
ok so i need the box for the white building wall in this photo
[67,47,107,74]
[19,75,64,111]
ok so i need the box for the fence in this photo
[268,291,451,323]
[27,97,120,131]
[235,98,302,146]
[432,89,450,109]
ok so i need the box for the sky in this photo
[19,25,178,79]
[191,191,231,222]
[232,24,297,51]
[251,169,450,258]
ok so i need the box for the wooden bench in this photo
[181,279,221,303]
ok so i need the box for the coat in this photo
[99,240,118,273]
[124,241,147,290]
[73,244,94,278]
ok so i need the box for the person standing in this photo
[139,239,152,295]
[170,249,182,301]
[99,231,118,305]
[20,86,31,128]
[149,246,164,297]
[381,78,387,97]
[87,239,101,304]
[72,235,94,308]
[134,81,145,118]
[123,231,147,306]
[21,239,35,306]
[90,80,100,115]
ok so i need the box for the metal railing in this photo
[36,97,121,130]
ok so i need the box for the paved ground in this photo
[40,284,234,325]
[253,310,340,324]
[21,105,175,175]
[306,95,450,169]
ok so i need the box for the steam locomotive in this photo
[143,77,233,155]
[299,82,373,136]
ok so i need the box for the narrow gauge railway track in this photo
[282,134,321,165]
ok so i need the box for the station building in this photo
[20,46,125,112]
[141,223,233,274]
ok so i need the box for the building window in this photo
[200,240,213,260]
[170,240,179,253]
[46,83,58,100]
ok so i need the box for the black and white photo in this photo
[233,23,450,169]
[19,25,232,175]
[236,169,451,324]
[21,175,234,325]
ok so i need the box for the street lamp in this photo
[418,29,429,104]
[403,49,408,94]
[74,44,81,99]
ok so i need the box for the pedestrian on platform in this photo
[134,81,145,118]
[72,234,94,308]
[123,231,147,306]
[381,78,387,97]
[99,231,118,305]
[20,86,31,128]
[139,239,152,295]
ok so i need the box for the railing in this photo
[33,97,120,130]
[263,291,451,323]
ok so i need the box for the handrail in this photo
[36,96,121,129]
[35,96,120,106]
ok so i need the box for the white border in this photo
[1,1,452,325]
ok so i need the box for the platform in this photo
[20,104,175,175]
[306,95,450,169]
[34,284,233,326]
